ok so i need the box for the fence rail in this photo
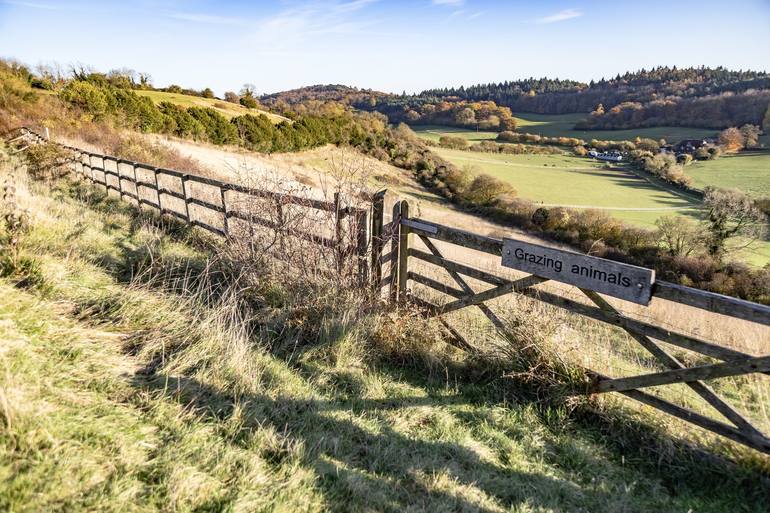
[7,126,770,457]
[378,199,770,455]
[9,127,370,282]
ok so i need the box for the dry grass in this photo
[2,133,770,512]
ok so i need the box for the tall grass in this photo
[1,143,769,512]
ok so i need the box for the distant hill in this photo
[137,90,289,123]
[262,67,770,132]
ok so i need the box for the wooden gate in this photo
[372,199,770,455]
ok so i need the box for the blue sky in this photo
[1,0,769,95]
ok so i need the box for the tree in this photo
[240,96,258,109]
[763,104,770,133]
[201,87,215,99]
[739,124,761,148]
[138,72,152,89]
[460,174,515,205]
[655,216,703,256]
[224,91,239,104]
[718,127,745,152]
[240,83,257,98]
[454,107,476,126]
[702,187,767,257]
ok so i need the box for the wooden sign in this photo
[501,238,655,305]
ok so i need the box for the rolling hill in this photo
[135,89,289,123]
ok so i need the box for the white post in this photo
[44,127,50,140]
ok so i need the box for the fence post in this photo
[389,201,401,303]
[116,159,124,201]
[153,168,162,214]
[131,163,139,206]
[220,186,229,236]
[181,174,191,223]
[333,192,343,276]
[101,156,108,193]
[396,200,410,303]
[370,189,386,291]
[355,209,369,286]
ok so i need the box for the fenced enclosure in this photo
[7,127,770,457]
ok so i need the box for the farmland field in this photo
[687,151,770,197]
[135,90,288,122]
[412,115,718,144]
[431,147,770,266]
[431,147,702,227]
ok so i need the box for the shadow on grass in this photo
[127,340,770,513]
[63,176,770,509]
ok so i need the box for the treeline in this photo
[434,136,562,155]
[576,91,770,131]
[58,78,374,153]
[362,99,517,131]
[413,66,770,114]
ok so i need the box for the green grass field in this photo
[432,147,702,227]
[688,151,770,197]
[412,116,718,145]
[430,147,770,265]
[135,90,288,123]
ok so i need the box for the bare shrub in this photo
[221,149,373,294]
[23,142,72,181]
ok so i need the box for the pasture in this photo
[135,90,289,122]
[412,116,718,144]
[431,147,702,227]
[687,151,770,197]
[431,147,770,266]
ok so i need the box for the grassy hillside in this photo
[411,116,718,145]
[687,151,770,197]
[431,147,702,227]
[427,147,770,265]
[2,144,770,511]
[135,90,289,123]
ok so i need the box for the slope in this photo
[2,141,769,512]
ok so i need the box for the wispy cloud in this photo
[432,0,464,6]
[168,12,246,26]
[536,8,583,24]
[1,0,61,10]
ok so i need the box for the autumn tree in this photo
[740,124,761,148]
[718,127,745,152]
[460,174,515,205]
[454,107,476,126]
[702,187,768,257]
[655,215,703,256]
[224,91,239,103]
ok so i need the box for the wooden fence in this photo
[8,127,770,456]
[11,127,371,283]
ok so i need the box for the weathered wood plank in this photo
[581,289,764,437]
[503,238,654,305]
[409,248,508,286]
[519,288,759,364]
[418,235,507,331]
[402,218,502,256]
[654,281,770,326]
[430,275,548,316]
[619,387,770,454]
[593,356,770,393]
